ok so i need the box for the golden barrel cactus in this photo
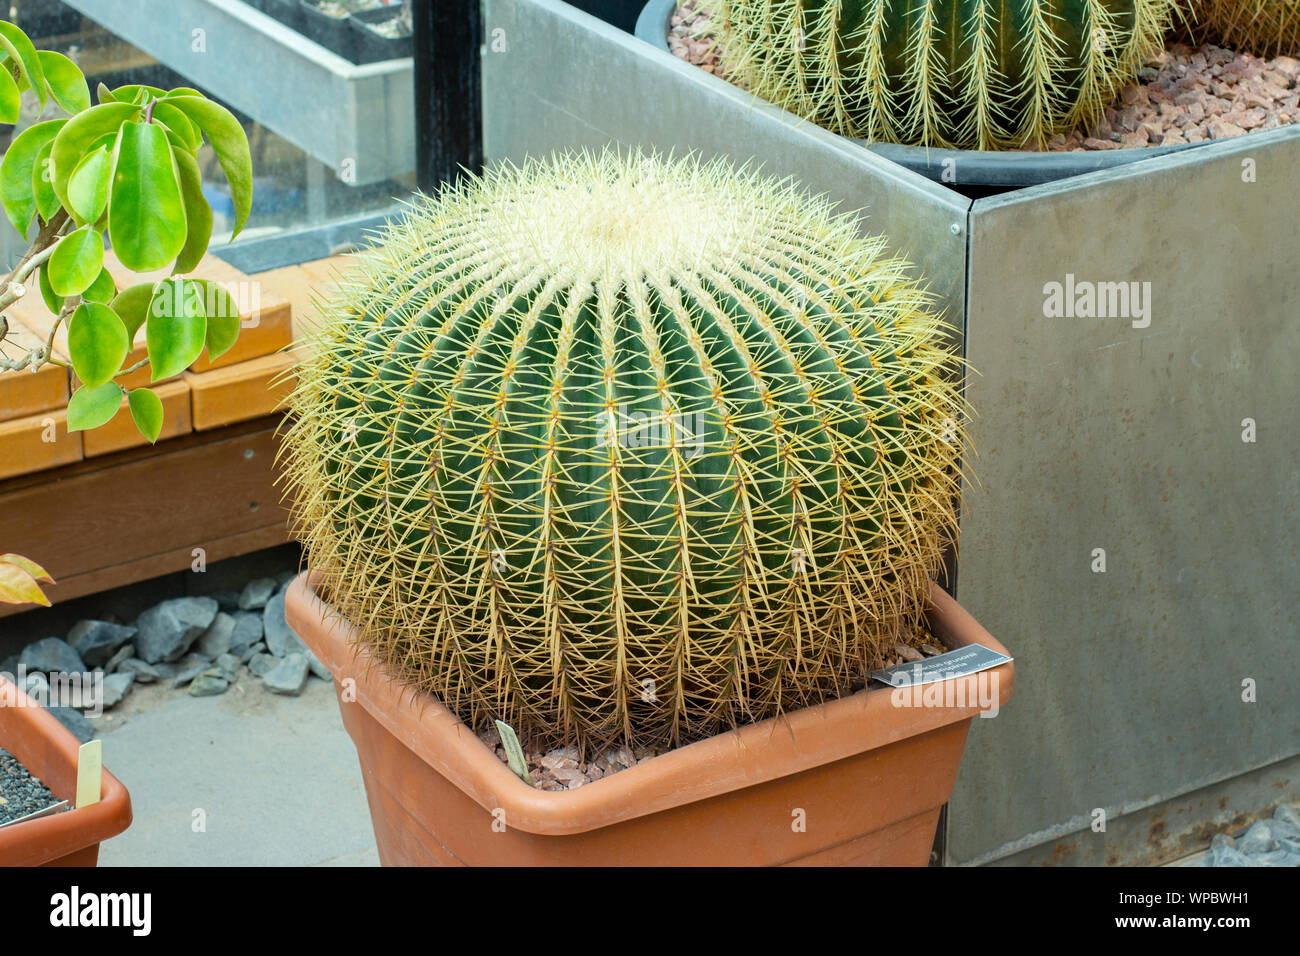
[282,152,969,749]
[1197,1,1300,57]
[714,0,1180,149]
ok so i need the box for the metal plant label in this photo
[870,644,1012,689]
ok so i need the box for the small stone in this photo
[919,643,946,657]
[170,653,213,688]
[97,672,135,709]
[19,637,86,675]
[22,672,49,700]
[188,670,230,697]
[262,653,309,695]
[1236,820,1277,855]
[134,597,219,664]
[263,590,308,658]
[238,578,277,611]
[196,612,236,659]
[48,706,95,743]
[213,653,240,682]
[275,570,298,591]
[248,652,278,677]
[118,658,161,683]
[104,643,134,674]
[229,611,263,657]
[66,620,137,668]
[895,643,924,663]
[237,641,266,665]
[1207,832,1249,867]
[213,590,242,612]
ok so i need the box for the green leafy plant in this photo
[713,0,1180,149]
[1196,1,1300,56]
[0,19,252,441]
[282,151,969,750]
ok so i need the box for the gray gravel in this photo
[0,746,63,826]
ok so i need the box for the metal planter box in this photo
[482,0,1300,865]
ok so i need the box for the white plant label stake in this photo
[75,740,102,809]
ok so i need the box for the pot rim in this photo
[0,676,133,865]
[286,573,1014,836]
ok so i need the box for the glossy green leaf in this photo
[96,82,116,104]
[30,139,58,222]
[171,147,212,275]
[146,278,206,380]
[68,301,129,388]
[37,264,63,314]
[83,266,117,304]
[49,101,138,212]
[0,21,47,111]
[108,121,188,272]
[67,145,112,225]
[0,67,19,125]
[47,228,104,296]
[67,381,123,432]
[151,101,200,151]
[108,84,165,106]
[37,50,90,115]
[0,119,63,234]
[127,387,164,443]
[192,279,241,360]
[109,282,156,341]
[163,96,252,238]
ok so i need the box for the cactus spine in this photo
[283,152,968,750]
[714,0,1180,149]
[1198,1,1300,57]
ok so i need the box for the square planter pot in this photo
[482,0,1300,866]
[0,677,132,866]
[285,574,1013,866]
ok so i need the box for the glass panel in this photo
[1,0,414,267]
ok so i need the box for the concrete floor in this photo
[95,674,378,866]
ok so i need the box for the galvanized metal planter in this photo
[483,0,1300,865]
[63,0,414,185]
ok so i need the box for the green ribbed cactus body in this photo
[1200,1,1300,56]
[717,0,1179,148]
[284,153,967,750]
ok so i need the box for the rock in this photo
[213,653,241,682]
[1274,803,1300,831]
[19,637,86,675]
[48,706,95,742]
[275,569,297,591]
[213,590,242,612]
[304,649,331,681]
[229,611,263,655]
[118,658,161,684]
[1207,832,1250,867]
[1236,820,1277,855]
[66,620,137,668]
[196,612,236,659]
[236,640,265,665]
[22,672,49,700]
[894,643,924,663]
[262,653,309,695]
[104,643,134,674]
[247,652,277,677]
[170,653,213,688]
[238,577,277,611]
[98,672,135,710]
[263,591,307,658]
[188,670,230,697]
[134,597,219,664]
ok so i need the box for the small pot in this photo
[286,574,1014,866]
[299,0,359,62]
[0,677,132,866]
[350,5,413,65]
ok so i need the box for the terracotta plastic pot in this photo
[286,574,1013,865]
[0,677,132,866]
